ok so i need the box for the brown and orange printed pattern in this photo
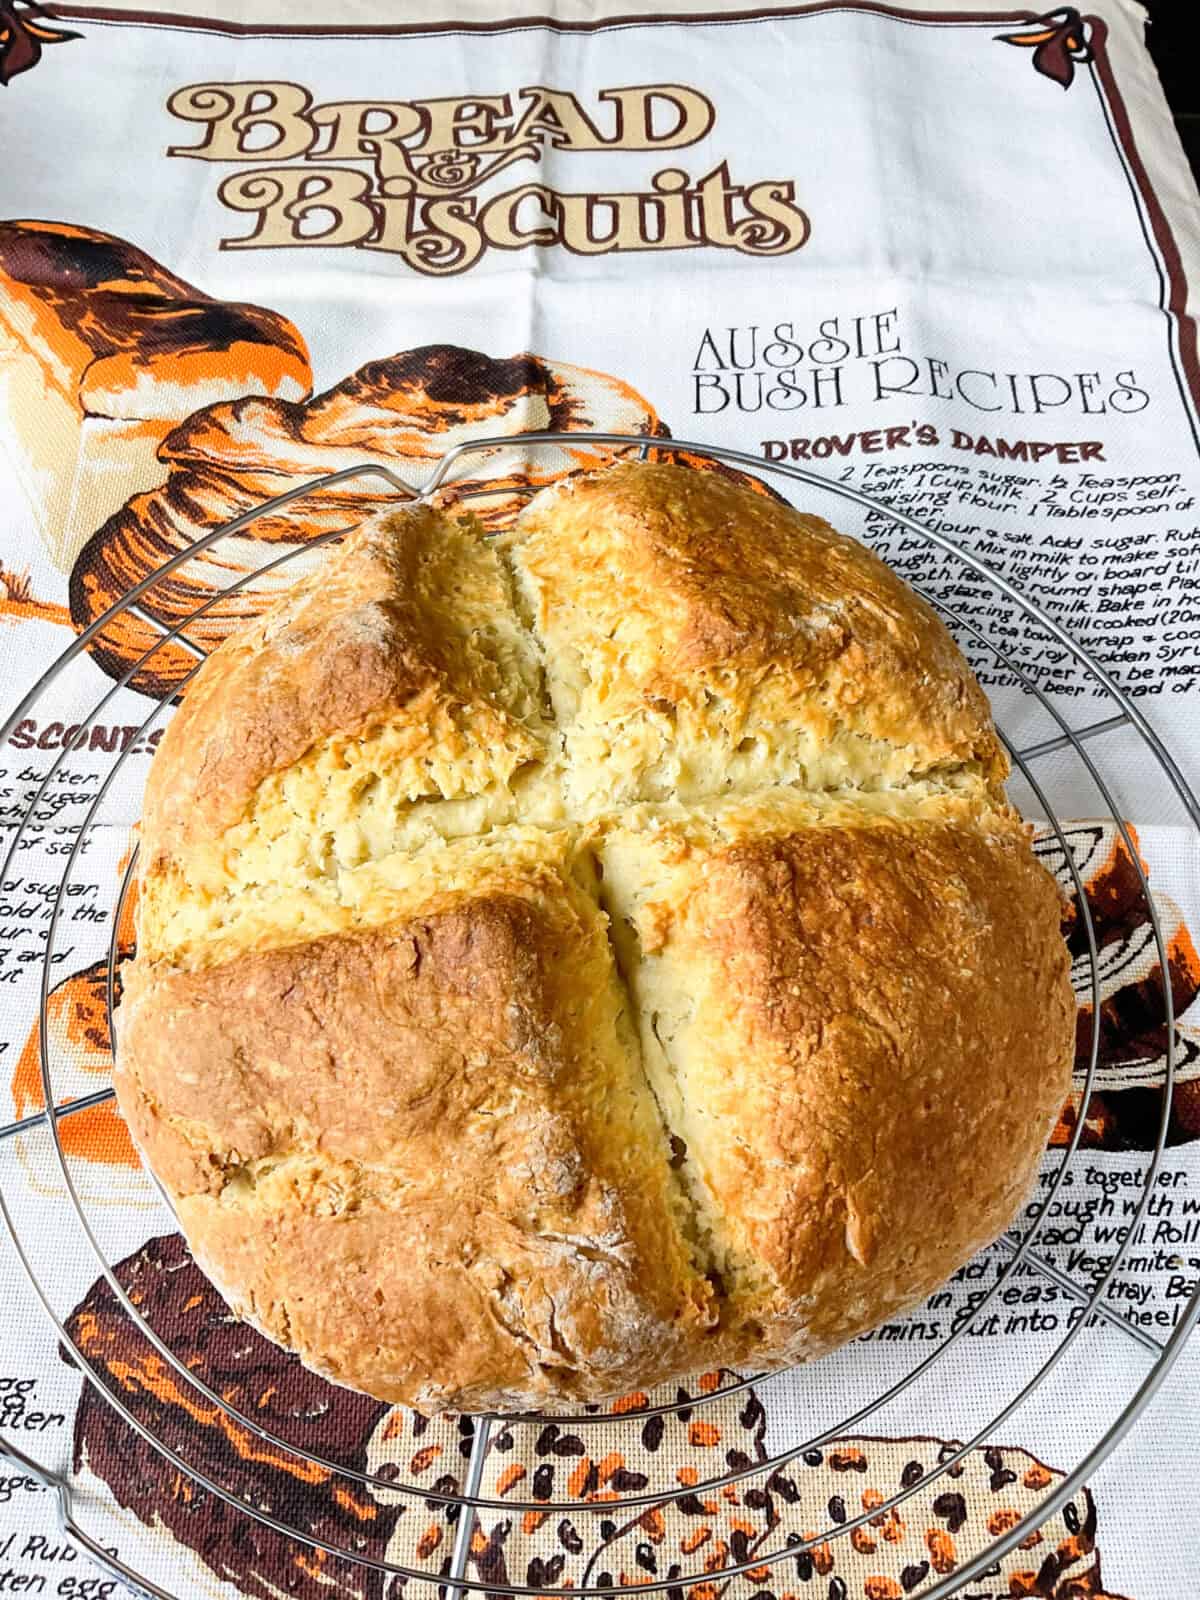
[11,956,138,1169]
[0,220,309,401]
[997,9,1093,92]
[463,1426,1119,1599]
[0,561,69,628]
[9,843,139,1174]
[0,2,77,87]
[0,220,312,571]
[62,1235,1133,1600]
[63,1233,466,1600]
[1035,822,1200,1150]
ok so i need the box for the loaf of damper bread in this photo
[115,462,1075,1414]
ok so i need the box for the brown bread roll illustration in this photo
[69,343,668,700]
[63,1232,444,1600]
[0,220,312,571]
[63,1235,1128,1600]
[113,463,1074,1413]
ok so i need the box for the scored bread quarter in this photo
[114,461,1075,1413]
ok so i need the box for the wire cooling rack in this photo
[1,432,1198,1600]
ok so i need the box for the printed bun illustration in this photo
[485,1436,1118,1600]
[1038,822,1200,1150]
[7,843,146,1200]
[114,464,1074,1414]
[69,343,667,700]
[63,1236,1131,1600]
[12,958,138,1169]
[0,220,312,571]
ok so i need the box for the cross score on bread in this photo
[113,462,1075,1414]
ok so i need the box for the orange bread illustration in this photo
[0,220,311,571]
[9,851,139,1175]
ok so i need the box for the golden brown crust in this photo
[504,463,1005,812]
[120,464,1073,1412]
[140,505,547,865]
[118,874,713,1410]
[599,796,1074,1363]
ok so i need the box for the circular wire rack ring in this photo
[0,431,1197,1600]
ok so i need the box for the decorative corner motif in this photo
[0,1,78,86]
[997,6,1093,90]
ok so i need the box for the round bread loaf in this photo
[116,462,1075,1413]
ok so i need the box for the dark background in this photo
[1142,3,1200,183]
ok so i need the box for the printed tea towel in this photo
[1,2,1199,1598]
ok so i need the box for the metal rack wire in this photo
[1,431,1198,1600]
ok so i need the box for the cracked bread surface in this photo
[117,461,1074,1412]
